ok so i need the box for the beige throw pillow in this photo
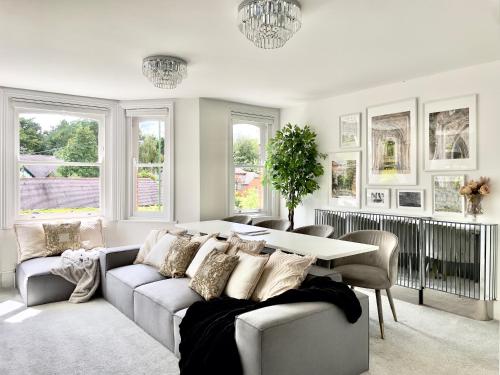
[80,219,105,250]
[135,228,188,264]
[251,250,316,302]
[185,237,228,278]
[160,237,201,278]
[14,223,46,262]
[43,222,81,256]
[189,250,239,300]
[226,233,266,256]
[225,250,269,299]
[143,233,178,269]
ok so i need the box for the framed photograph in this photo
[424,95,477,171]
[367,98,417,185]
[340,113,361,148]
[366,188,390,209]
[329,151,361,208]
[432,175,465,215]
[396,189,425,211]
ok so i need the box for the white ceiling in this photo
[1,0,499,108]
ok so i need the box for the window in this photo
[126,108,173,219]
[230,115,273,215]
[16,109,104,218]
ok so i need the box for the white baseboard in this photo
[493,300,500,320]
[1,270,15,289]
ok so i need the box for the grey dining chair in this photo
[223,215,253,225]
[292,225,334,238]
[333,230,399,339]
[254,219,291,231]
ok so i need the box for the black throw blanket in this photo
[178,277,361,375]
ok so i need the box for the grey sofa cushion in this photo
[335,264,391,289]
[16,256,75,307]
[134,279,202,351]
[105,264,164,319]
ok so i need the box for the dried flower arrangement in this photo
[459,177,490,219]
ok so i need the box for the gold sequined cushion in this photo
[43,222,81,256]
[226,233,266,256]
[160,237,201,278]
[189,250,239,301]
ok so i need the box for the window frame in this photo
[228,113,275,217]
[14,104,106,221]
[125,106,174,221]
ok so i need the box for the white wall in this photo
[199,98,280,220]
[281,60,500,318]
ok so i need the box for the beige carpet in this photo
[0,288,497,375]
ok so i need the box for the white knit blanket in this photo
[51,249,101,303]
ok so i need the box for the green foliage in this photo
[139,135,164,164]
[233,137,260,166]
[264,123,326,228]
[19,118,46,154]
[138,168,158,181]
[235,187,260,211]
[56,126,99,177]
[45,120,98,155]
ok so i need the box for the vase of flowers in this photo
[459,177,490,221]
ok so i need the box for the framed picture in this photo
[367,98,417,185]
[432,175,465,215]
[366,188,390,209]
[329,151,361,208]
[339,113,361,149]
[424,95,477,171]
[396,189,425,211]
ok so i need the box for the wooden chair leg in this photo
[375,289,385,339]
[386,288,398,322]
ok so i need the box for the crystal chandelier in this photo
[142,56,188,89]
[238,0,302,49]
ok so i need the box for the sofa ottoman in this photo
[134,278,202,351]
[16,256,75,307]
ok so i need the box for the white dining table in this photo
[177,220,378,261]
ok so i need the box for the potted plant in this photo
[459,177,491,220]
[264,123,326,230]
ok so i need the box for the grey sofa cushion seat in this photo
[16,256,75,307]
[335,264,391,289]
[105,264,164,319]
[134,279,202,351]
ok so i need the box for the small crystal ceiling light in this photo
[142,55,188,89]
[238,0,302,49]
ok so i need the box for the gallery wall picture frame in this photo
[396,189,425,212]
[367,98,418,185]
[329,151,361,208]
[366,188,390,209]
[339,113,361,149]
[424,94,477,171]
[432,175,466,216]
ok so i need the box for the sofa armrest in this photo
[99,245,141,274]
[235,291,369,375]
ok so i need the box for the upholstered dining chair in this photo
[254,219,291,231]
[333,230,399,339]
[292,225,334,238]
[223,215,253,225]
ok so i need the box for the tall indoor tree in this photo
[265,123,326,229]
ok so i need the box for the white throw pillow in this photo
[185,237,229,278]
[251,250,316,302]
[14,223,46,263]
[143,233,178,269]
[134,229,169,264]
[225,250,269,300]
[80,219,105,250]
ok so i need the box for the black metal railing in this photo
[315,209,498,301]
